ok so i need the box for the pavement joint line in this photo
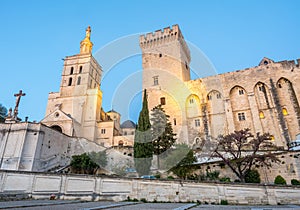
[0,200,84,209]
[173,203,198,210]
[81,202,139,210]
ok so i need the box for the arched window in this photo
[77,76,81,85]
[79,66,83,73]
[68,78,72,86]
[51,125,62,133]
[118,140,124,146]
[259,111,265,119]
[282,108,288,116]
[70,67,74,75]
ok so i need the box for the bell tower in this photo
[42,26,103,142]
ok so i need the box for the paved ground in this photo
[0,200,300,210]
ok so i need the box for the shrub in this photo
[291,179,300,185]
[167,176,174,180]
[274,175,287,185]
[220,200,228,205]
[154,174,161,179]
[245,169,261,183]
[140,198,147,203]
[206,170,220,181]
[187,174,198,180]
[219,177,231,183]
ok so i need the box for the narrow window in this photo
[153,76,159,86]
[94,83,97,88]
[258,85,265,92]
[259,111,264,119]
[68,78,72,86]
[77,76,81,85]
[238,112,246,121]
[124,131,127,135]
[79,66,83,73]
[131,131,134,135]
[239,89,244,95]
[70,67,74,75]
[216,93,221,99]
[208,95,212,100]
[185,62,188,70]
[159,53,162,57]
[101,129,106,134]
[90,79,92,88]
[173,118,176,126]
[278,83,282,88]
[160,97,166,105]
[195,119,200,127]
[282,108,288,116]
[190,98,194,104]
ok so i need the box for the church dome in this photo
[121,120,136,129]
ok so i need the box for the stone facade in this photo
[141,25,300,148]
[0,122,105,171]
[195,150,300,184]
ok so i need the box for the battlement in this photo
[139,24,183,47]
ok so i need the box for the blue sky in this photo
[0,0,299,123]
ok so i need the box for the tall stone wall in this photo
[141,25,300,147]
[1,170,300,205]
[0,122,106,172]
[195,151,300,184]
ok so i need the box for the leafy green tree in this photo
[245,169,261,183]
[0,104,7,122]
[212,129,279,182]
[134,89,153,176]
[70,153,99,174]
[89,150,108,168]
[151,105,176,169]
[164,144,197,179]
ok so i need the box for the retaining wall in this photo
[0,170,299,205]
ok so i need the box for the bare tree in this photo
[212,128,279,182]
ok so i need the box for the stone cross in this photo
[13,90,26,119]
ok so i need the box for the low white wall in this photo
[0,170,300,205]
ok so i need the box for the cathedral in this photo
[41,26,135,148]
[0,24,300,173]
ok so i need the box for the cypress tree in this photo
[151,105,176,169]
[134,89,153,176]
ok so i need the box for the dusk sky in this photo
[1,0,299,123]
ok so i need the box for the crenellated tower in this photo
[140,24,191,89]
[140,25,192,143]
